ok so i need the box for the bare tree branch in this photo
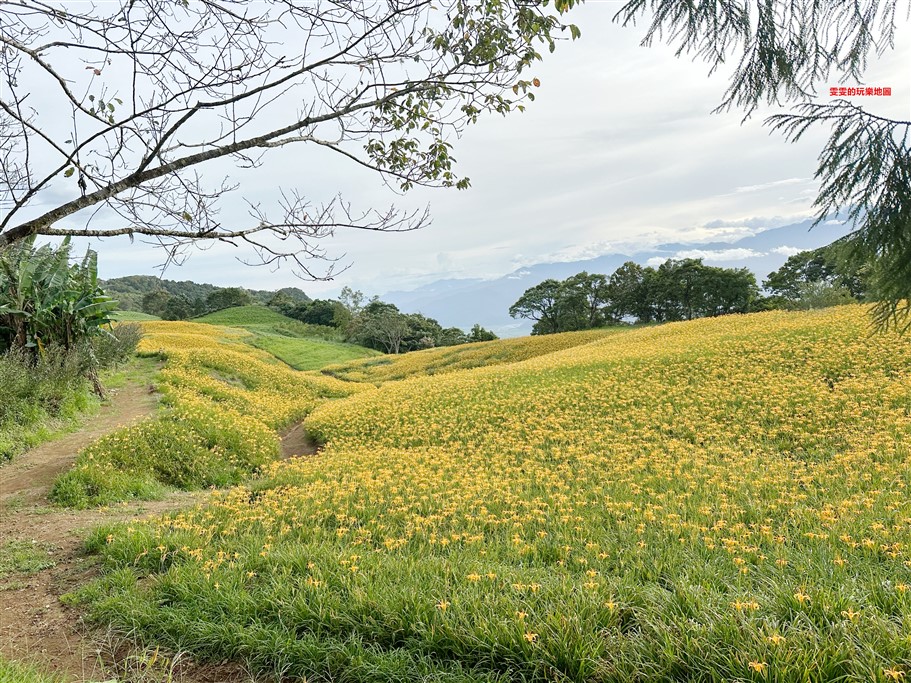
[0,0,581,276]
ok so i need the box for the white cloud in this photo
[81,2,906,295]
[733,178,807,193]
[672,248,766,261]
[770,245,803,257]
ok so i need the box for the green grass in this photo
[0,658,61,683]
[0,353,100,463]
[194,305,312,328]
[101,355,161,390]
[194,305,378,370]
[0,540,55,578]
[112,310,161,321]
[249,333,380,371]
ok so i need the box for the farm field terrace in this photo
[81,306,910,682]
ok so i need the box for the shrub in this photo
[0,347,93,461]
[90,323,143,368]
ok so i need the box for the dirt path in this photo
[0,381,177,680]
[0,383,159,508]
[280,421,320,458]
[0,381,318,682]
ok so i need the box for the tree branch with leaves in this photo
[0,0,579,277]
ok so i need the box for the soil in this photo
[279,422,319,459]
[0,380,311,682]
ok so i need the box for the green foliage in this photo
[354,302,412,353]
[511,261,759,334]
[764,245,869,305]
[206,287,254,313]
[508,279,562,334]
[0,658,61,683]
[468,324,498,343]
[0,236,117,354]
[0,324,141,462]
[140,289,173,317]
[0,540,55,578]
[161,295,197,321]
[787,281,858,311]
[439,327,470,346]
[0,348,94,462]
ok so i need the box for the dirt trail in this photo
[280,421,319,458]
[1,383,159,508]
[0,381,177,680]
[0,380,317,682]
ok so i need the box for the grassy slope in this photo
[80,305,911,682]
[112,310,160,321]
[323,327,621,383]
[194,305,299,326]
[194,305,379,371]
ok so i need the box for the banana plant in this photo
[0,236,118,356]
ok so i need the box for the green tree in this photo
[141,290,172,318]
[764,246,868,303]
[607,261,652,323]
[402,313,445,352]
[651,259,704,322]
[292,299,344,327]
[267,291,297,315]
[695,266,758,317]
[357,302,410,354]
[439,327,470,346]
[469,324,498,342]
[206,287,254,313]
[509,279,562,335]
[557,272,611,330]
[162,296,195,321]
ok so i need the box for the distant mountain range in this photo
[384,218,854,336]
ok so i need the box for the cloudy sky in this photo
[80,2,910,299]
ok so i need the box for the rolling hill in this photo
[78,305,911,682]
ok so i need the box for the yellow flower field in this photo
[52,321,364,507]
[82,306,910,681]
[322,327,619,383]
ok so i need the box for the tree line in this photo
[102,275,310,320]
[273,287,497,354]
[510,246,870,335]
